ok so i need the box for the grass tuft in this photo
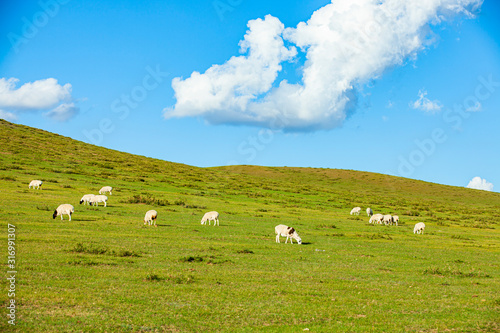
[423,267,491,278]
[126,194,170,206]
[237,249,254,254]
[72,242,109,255]
[180,256,204,263]
[145,273,162,281]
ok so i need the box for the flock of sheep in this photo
[29,180,221,229]
[29,179,425,244]
[50,185,112,221]
[350,206,425,234]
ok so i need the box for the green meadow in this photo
[1,119,499,332]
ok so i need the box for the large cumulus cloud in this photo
[165,0,483,131]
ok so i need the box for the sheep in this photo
[369,213,383,224]
[383,214,393,225]
[99,186,112,195]
[79,194,95,205]
[366,207,373,216]
[414,222,425,234]
[53,204,74,221]
[29,180,43,189]
[201,211,219,226]
[90,195,108,207]
[350,207,361,215]
[392,215,399,226]
[275,224,302,244]
[144,210,158,227]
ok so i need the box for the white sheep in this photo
[90,195,108,207]
[99,186,112,195]
[350,207,361,215]
[79,194,95,205]
[29,180,43,189]
[369,213,383,224]
[144,210,158,227]
[53,204,74,221]
[366,207,373,216]
[201,211,219,226]
[392,215,399,226]
[414,222,425,234]
[383,214,393,225]
[275,224,302,244]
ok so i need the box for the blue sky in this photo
[1,0,499,192]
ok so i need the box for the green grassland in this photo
[1,119,499,332]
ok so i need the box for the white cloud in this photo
[0,77,78,121]
[164,15,297,125]
[44,102,79,122]
[410,89,443,113]
[467,176,494,191]
[0,109,18,121]
[166,0,482,131]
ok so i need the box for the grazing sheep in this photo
[366,207,373,217]
[414,222,425,234]
[392,215,399,226]
[53,204,74,221]
[369,213,383,224]
[201,211,219,226]
[275,224,302,244]
[79,194,95,205]
[144,210,158,227]
[350,207,361,215]
[99,186,112,195]
[29,180,43,189]
[383,214,393,225]
[90,195,108,207]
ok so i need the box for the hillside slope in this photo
[2,119,499,226]
[1,119,499,332]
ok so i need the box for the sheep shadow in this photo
[300,241,313,245]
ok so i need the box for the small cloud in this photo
[382,115,388,122]
[44,102,79,122]
[386,100,394,108]
[466,176,494,191]
[0,77,79,121]
[410,89,442,114]
[0,109,17,121]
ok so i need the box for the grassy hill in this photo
[1,119,499,332]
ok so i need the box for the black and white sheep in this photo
[414,222,425,234]
[201,211,219,226]
[53,204,74,221]
[275,224,302,244]
[366,207,373,216]
[369,213,383,224]
[29,180,43,189]
[79,194,95,205]
[383,214,393,225]
[144,210,158,227]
